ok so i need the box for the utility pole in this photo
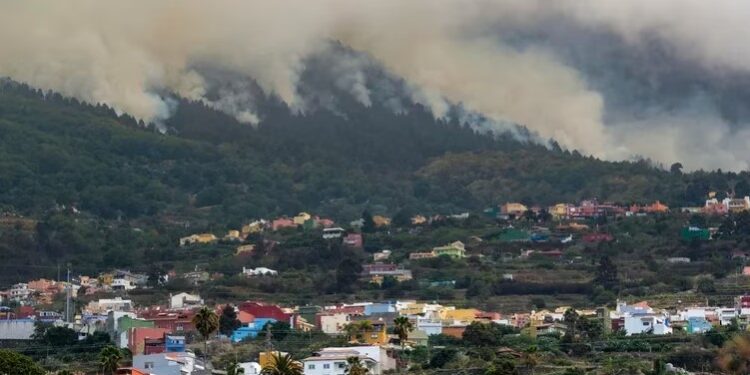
[65,265,71,323]
[265,323,273,352]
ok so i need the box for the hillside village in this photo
[4,196,750,373]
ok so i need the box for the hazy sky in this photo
[3,1,750,171]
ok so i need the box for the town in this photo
[3,195,750,374]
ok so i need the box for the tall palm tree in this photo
[393,316,414,348]
[226,360,246,375]
[261,353,303,375]
[519,346,539,375]
[345,356,370,375]
[192,306,220,360]
[343,320,374,343]
[99,345,123,374]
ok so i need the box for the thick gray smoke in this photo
[2,1,750,170]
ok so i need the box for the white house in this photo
[86,297,133,314]
[133,351,207,375]
[242,267,278,277]
[169,292,204,309]
[718,308,738,326]
[416,317,442,336]
[323,227,346,240]
[9,283,31,302]
[239,362,262,375]
[624,314,672,336]
[111,278,136,291]
[318,313,351,335]
[303,346,394,375]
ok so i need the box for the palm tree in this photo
[192,306,219,360]
[343,320,374,343]
[519,346,539,375]
[393,316,414,348]
[99,345,123,374]
[261,353,303,375]
[345,356,370,375]
[226,360,246,375]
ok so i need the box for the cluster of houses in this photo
[483,199,670,221]
[179,212,338,248]
[0,269,153,308]
[7,289,750,374]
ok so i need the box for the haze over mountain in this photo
[4,1,750,171]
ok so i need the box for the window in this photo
[308,364,316,370]
[145,362,154,369]
[337,362,347,368]
[323,363,330,369]
[642,322,650,326]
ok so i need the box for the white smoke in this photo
[2,1,750,170]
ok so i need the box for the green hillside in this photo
[0,80,747,283]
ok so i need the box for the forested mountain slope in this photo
[0,80,747,225]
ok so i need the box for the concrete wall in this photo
[0,319,35,340]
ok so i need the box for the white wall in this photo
[320,314,350,335]
[0,320,35,340]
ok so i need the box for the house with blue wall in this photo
[165,334,186,352]
[687,317,713,334]
[364,303,396,316]
[231,318,277,342]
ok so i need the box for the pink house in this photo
[271,218,297,231]
[742,266,750,276]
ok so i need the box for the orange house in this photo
[442,325,467,339]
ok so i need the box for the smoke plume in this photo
[3,1,750,170]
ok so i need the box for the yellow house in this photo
[373,215,391,227]
[259,351,291,368]
[440,308,479,324]
[411,215,427,225]
[293,212,312,226]
[98,273,114,286]
[500,202,528,216]
[241,221,265,235]
[398,303,427,316]
[235,244,255,256]
[548,203,570,219]
[432,241,466,258]
[179,233,218,246]
[357,321,389,345]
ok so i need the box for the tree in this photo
[345,356,370,375]
[99,345,124,374]
[259,321,292,341]
[226,360,246,375]
[192,306,219,359]
[219,304,242,336]
[670,162,683,175]
[361,210,376,233]
[695,275,716,293]
[484,360,518,375]
[343,320,374,343]
[718,333,750,374]
[261,353,303,375]
[392,208,413,228]
[335,257,362,293]
[462,321,517,347]
[519,346,540,375]
[563,308,580,342]
[393,316,414,348]
[0,349,45,375]
[594,255,618,289]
